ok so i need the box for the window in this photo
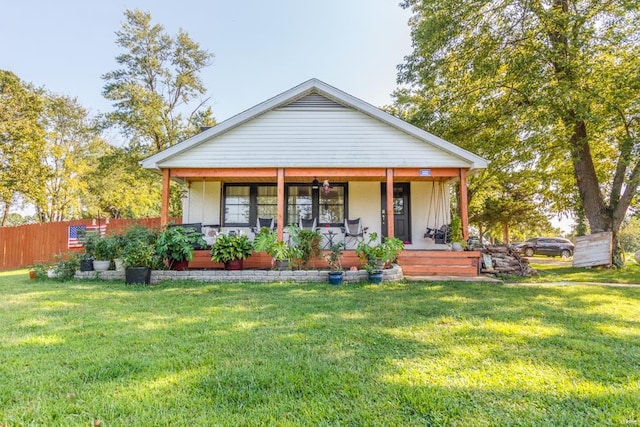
[224,186,250,225]
[223,184,276,227]
[287,186,313,225]
[287,184,346,226]
[319,186,345,225]
[223,183,348,227]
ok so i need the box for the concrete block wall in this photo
[75,264,403,284]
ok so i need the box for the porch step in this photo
[398,250,481,277]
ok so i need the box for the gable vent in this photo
[278,93,350,110]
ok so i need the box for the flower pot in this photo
[47,269,57,279]
[224,259,243,270]
[125,267,151,285]
[368,271,383,284]
[328,271,343,285]
[113,258,125,272]
[276,260,290,271]
[170,259,189,271]
[93,260,111,272]
[29,270,37,280]
[79,259,94,272]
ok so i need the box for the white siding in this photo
[183,181,221,225]
[159,109,471,168]
[348,182,382,243]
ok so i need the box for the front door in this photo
[381,183,411,243]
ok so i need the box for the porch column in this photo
[277,168,285,241]
[386,168,394,238]
[161,168,170,226]
[459,168,469,241]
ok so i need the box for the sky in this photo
[1,0,413,123]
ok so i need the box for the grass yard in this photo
[1,269,639,426]
[524,254,640,284]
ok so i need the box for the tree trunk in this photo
[0,200,9,227]
[502,223,509,245]
[568,119,624,267]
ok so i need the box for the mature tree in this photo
[102,9,215,153]
[467,170,555,243]
[618,215,640,253]
[33,93,107,222]
[84,145,163,219]
[0,70,47,226]
[395,0,640,266]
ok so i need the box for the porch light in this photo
[323,180,330,192]
[311,178,319,189]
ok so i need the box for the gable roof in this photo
[141,78,488,171]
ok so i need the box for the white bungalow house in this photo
[142,79,488,275]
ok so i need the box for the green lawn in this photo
[1,269,639,426]
[524,254,640,284]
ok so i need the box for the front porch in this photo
[189,249,482,277]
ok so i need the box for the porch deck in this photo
[189,250,482,277]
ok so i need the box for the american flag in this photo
[68,224,107,249]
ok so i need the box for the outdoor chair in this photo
[343,217,365,249]
[252,217,275,233]
[299,217,317,231]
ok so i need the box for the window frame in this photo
[222,183,277,227]
[285,182,348,227]
[223,182,348,228]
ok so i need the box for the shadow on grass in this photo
[1,277,639,425]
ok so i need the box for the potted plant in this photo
[78,229,96,272]
[356,233,404,284]
[254,227,292,270]
[325,242,344,285]
[450,215,465,251]
[121,240,156,284]
[92,237,113,272]
[120,225,159,284]
[379,236,405,266]
[108,233,126,271]
[288,225,322,269]
[156,225,206,271]
[210,233,254,270]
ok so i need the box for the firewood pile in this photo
[481,245,537,276]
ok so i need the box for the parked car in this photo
[511,237,575,258]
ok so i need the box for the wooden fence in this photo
[0,218,180,270]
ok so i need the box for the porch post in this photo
[161,168,170,226]
[277,168,285,241]
[386,168,394,238]
[459,168,469,241]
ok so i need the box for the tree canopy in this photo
[0,70,46,226]
[395,0,640,265]
[102,9,215,153]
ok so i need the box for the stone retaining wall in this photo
[75,264,403,284]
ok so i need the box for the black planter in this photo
[368,271,383,284]
[328,271,343,285]
[125,267,151,285]
[79,259,94,272]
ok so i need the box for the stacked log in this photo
[481,245,537,276]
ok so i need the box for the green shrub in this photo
[210,233,254,263]
[156,225,206,262]
[53,252,80,281]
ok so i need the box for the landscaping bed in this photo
[74,264,403,284]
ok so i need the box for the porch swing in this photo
[423,181,451,244]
